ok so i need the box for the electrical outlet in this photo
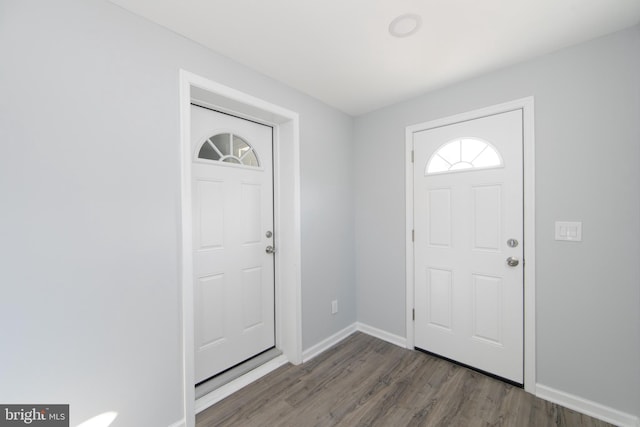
[331,300,338,314]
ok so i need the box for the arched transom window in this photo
[426,137,502,175]
[197,133,260,167]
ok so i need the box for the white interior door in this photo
[413,109,524,383]
[191,105,275,384]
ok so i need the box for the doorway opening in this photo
[404,97,536,393]
[179,70,302,427]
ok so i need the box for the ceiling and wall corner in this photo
[109,0,640,116]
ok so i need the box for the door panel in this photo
[473,185,501,251]
[196,180,224,249]
[191,105,275,384]
[428,188,451,247]
[427,267,453,330]
[414,109,523,383]
[197,274,225,346]
[471,274,502,344]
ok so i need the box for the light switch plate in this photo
[555,221,582,241]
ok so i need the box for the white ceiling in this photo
[110,0,640,116]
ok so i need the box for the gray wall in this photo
[354,25,640,416]
[0,0,354,425]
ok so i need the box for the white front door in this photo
[413,109,524,383]
[191,105,275,384]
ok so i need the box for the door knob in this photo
[265,245,276,254]
[506,256,519,267]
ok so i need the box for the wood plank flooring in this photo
[197,332,613,427]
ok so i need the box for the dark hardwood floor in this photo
[197,332,612,427]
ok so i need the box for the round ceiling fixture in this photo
[388,13,422,38]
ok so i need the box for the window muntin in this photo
[426,138,502,175]
[197,133,260,167]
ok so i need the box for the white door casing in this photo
[413,109,524,383]
[180,71,302,427]
[191,105,275,383]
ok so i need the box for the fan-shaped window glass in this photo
[197,133,260,167]
[426,138,502,175]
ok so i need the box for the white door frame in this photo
[179,70,302,427]
[405,97,536,393]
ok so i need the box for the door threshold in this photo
[195,351,287,414]
[415,346,523,388]
[196,347,282,398]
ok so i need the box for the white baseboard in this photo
[302,323,358,362]
[302,322,408,364]
[536,384,639,427]
[356,322,407,348]
[168,420,185,427]
[195,355,288,414]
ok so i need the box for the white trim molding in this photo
[404,97,536,393]
[168,420,186,427]
[302,322,409,364]
[356,322,407,348]
[179,70,302,427]
[536,384,640,427]
[302,324,358,363]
